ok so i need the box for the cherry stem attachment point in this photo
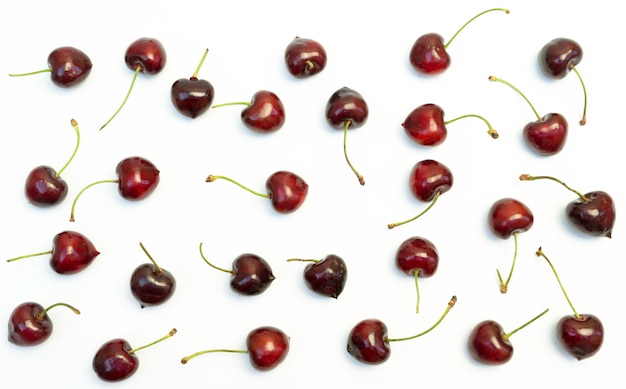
[37,302,81,321]
[496,231,518,294]
[342,120,365,186]
[503,308,550,340]
[199,242,233,274]
[56,118,81,178]
[444,113,498,139]
[139,242,162,275]
[569,63,587,126]
[445,8,509,49]
[489,76,541,121]
[535,247,580,319]
[387,295,457,342]
[206,174,269,199]
[388,190,441,229]
[519,174,588,201]
[128,328,177,354]
[69,179,120,222]
[100,66,141,130]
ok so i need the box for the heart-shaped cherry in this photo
[395,236,439,313]
[409,8,508,76]
[199,243,275,296]
[287,254,348,298]
[93,328,177,382]
[489,76,568,156]
[388,159,453,229]
[347,296,456,364]
[171,48,214,119]
[212,90,285,133]
[181,326,290,371]
[100,37,166,130]
[284,37,327,78]
[206,170,308,214]
[325,86,368,185]
[539,38,587,125]
[9,46,93,87]
[535,247,604,360]
[468,308,549,365]
[488,198,534,293]
[520,174,615,238]
[8,302,80,346]
[69,156,160,222]
[402,103,497,146]
[25,118,81,207]
[6,230,100,275]
[130,242,176,308]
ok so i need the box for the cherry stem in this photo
[56,118,81,178]
[503,308,550,341]
[8,68,52,77]
[444,8,509,49]
[343,120,365,186]
[37,302,81,321]
[496,231,518,294]
[387,295,457,342]
[535,247,580,319]
[444,114,498,139]
[192,48,209,79]
[139,242,163,275]
[519,174,588,201]
[211,101,251,109]
[414,270,421,314]
[206,174,269,199]
[286,258,320,263]
[198,242,233,274]
[100,66,141,131]
[569,64,587,126]
[388,190,440,229]
[181,348,248,364]
[69,179,120,222]
[489,76,541,121]
[6,250,53,263]
[128,328,177,354]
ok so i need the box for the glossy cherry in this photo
[206,170,308,214]
[212,90,285,133]
[539,38,587,125]
[409,8,508,76]
[325,86,368,185]
[130,242,176,308]
[8,302,80,346]
[100,37,166,130]
[69,156,160,222]
[395,236,439,313]
[402,103,497,146]
[488,198,534,293]
[171,48,214,119]
[93,328,177,382]
[287,254,347,298]
[284,37,327,78]
[9,46,92,87]
[388,159,453,229]
[6,230,100,275]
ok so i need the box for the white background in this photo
[1,0,623,387]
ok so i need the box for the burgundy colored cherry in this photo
[325,86,369,185]
[284,37,327,78]
[199,243,275,296]
[287,254,348,298]
[9,46,92,87]
[409,8,508,76]
[130,242,176,308]
[347,296,456,364]
[468,308,549,365]
[100,37,166,130]
[69,156,160,222]
[539,38,587,125]
[520,174,615,238]
[489,76,568,156]
[8,302,80,346]
[181,326,290,371]
[388,159,453,229]
[6,230,100,275]
[25,118,81,207]
[488,198,534,293]
[93,328,177,382]
[395,236,439,313]
[206,170,308,214]
[536,247,604,360]
[212,90,285,133]
[171,48,214,119]
[402,103,497,146]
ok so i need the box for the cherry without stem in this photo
[8,302,80,346]
[171,48,214,119]
[284,36,327,78]
[394,236,439,313]
[212,90,285,133]
[286,254,347,298]
[9,46,93,87]
[130,242,176,308]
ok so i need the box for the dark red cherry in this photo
[130,243,176,308]
[212,90,285,133]
[284,37,327,78]
[488,198,534,239]
[395,236,439,277]
[287,255,348,298]
[8,302,80,346]
[171,49,214,119]
[9,46,92,87]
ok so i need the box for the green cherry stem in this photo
[56,118,81,178]
[388,190,441,229]
[192,48,209,80]
[139,242,163,275]
[100,66,141,130]
[286,258,319,263]
[387,296,457,342]
[535,247,580,319]
[7,250,53,263]
[9,68,52,77]
[569,63,588,126]
[496,231,519,294]
[343,120,365,186]
[212,101,251,109]
[36,302,81,321]
[199,242,234,274]
[206,174,269,199]
[519,174,588,201]
[504,308,550,340]
[414,270,421,314]
[489,76,541,121]
[128,328,177,354]
[181,348,247,364]
[69,179,120,222]
[444,114,498,139]
[444,8,509,49]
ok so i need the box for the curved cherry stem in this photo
[489,76,541,121]
[192,48,209,79]
[387,295,457,342]
[343,120,365,186]
[139,242,163,275]
[503,308,550,340]
[37,302,81,321]
[9,68,52,77]
[444,113,498,139]
[181,348,248,364]
[100,66,141,131]
[128,328,177,354]
[56,118,81,178]
[445,8,509,49]
[388,190,441,229]
[519,174,588,201]
[212,101,251,108]
[69,179,120,222]
[414,270,421,314]
[6,249,53,263]
[198,242,233,274]
[206,174,269,199]
[535,247,580,319]
[569,64,587,126]
[496,231,518,294]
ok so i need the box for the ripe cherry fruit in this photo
[394,236,439,313]
[8,302,80,346]
[287,254,348,298]
[130,242,176,308]
[9,46,93,87]
[284,37,327,78]
[171,48,214,119]
[212,90,286,133]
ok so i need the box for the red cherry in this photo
[212,90,285,133]
[287,254,348,298]
[284,37,327,78]
[395,236,439,312]
[171,48,214,119]
[9,46,92,87]
[130,242,176,308]
[8,302,80,346]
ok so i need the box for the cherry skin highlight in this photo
[9,46,92,87]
